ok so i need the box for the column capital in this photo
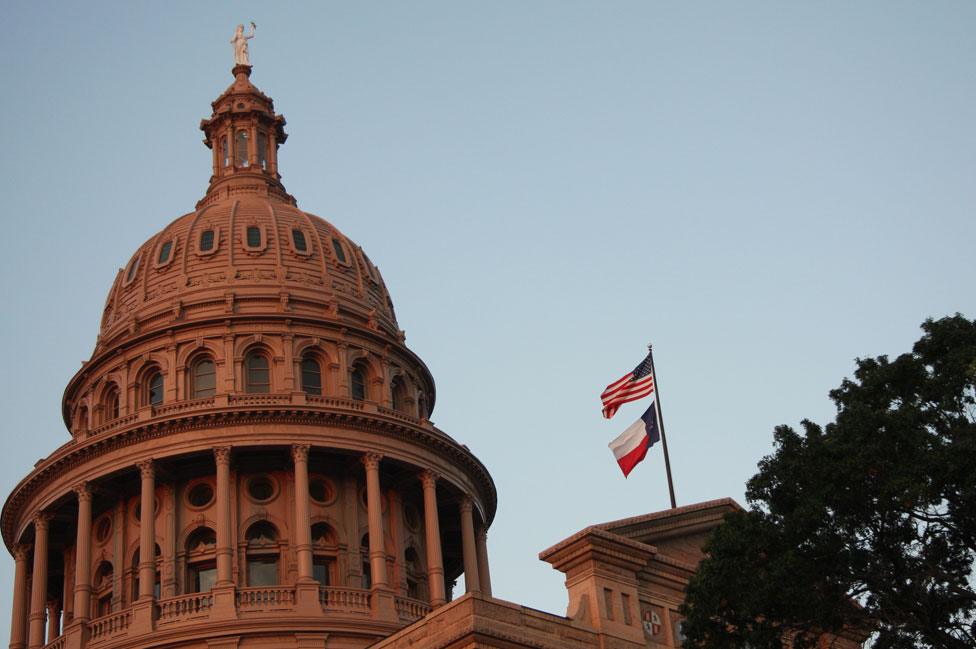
[12,543,30,561]
[214,446,232,466]
[73,481,92,502]
[137,459,154,479]
[419,469,440,489]
[291,444,310,463]
[33,511,53,531]
[361,452,383,471]
[459,495,474,514]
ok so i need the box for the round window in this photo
[95,516,112,543]
[247,476,276,503]
[187,483,214,508]
[309,478,334,505]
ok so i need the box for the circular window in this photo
[187,483,214,509]
[403,503,421,532]
[95,516,112,543]
[247,476,276,503]
[309,478,335,505]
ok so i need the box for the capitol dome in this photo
[3,61,495,649]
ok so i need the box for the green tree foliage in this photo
[680,315,976,649]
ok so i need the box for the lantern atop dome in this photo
[198,57,292,208]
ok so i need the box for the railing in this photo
[153,397,216,417]
[43,635,65,649]
[319,586,371,613]
[377,406,421,425]
[236,586,296,612]
[157,591,213,624]
[395,596,432,622]
[88,413,139,437]
[88,609,132,642]
[228,394,293,407]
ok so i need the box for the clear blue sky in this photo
[1,1,974,634]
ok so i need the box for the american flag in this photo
[601,351,655,419]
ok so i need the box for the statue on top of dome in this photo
[231,22,257,66]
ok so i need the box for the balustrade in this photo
[41,637,65,649]
[394,596,432,622]
[235,586,296,612]
[88,610,132,643]
[319,587,371,614]
[156,592,214,624]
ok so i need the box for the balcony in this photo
[49,585,429,649]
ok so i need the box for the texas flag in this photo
[608,398,661,477]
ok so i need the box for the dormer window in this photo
[157,241,173,264]
[235,129,249,167]
[199,230,215,252]
[331,238,348,264]
[246,226,262,248]
[124,255,141,286]
[292,229,307,252]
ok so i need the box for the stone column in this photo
[9,545,30,649]
[361,453,388,588]
[291,445,314,582]
[137,460,155,600]
[214,447,233,585]
[459,497,481,594]
[419,471,446,606]
[72,483,92,622]
[28,513,51,649]
[476,527,492,597]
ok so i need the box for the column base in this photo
[369,586,397,622]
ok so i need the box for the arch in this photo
[311,521,339,586]
[233,335,282,360]
[102,383,121,422]
[183,526,217,593]
[127,353,170,382]
[176,339,222,369]
[134,363,165,408]
[244,520,279,546]
[92,561,114,617]
[292,338,335,365]
[177,519,218,550]
[244,520,280,586]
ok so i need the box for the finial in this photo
[231,21,257,67]
[647,343,653,352]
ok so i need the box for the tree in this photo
[680,315,976,649]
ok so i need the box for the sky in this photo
[1,0,974,636]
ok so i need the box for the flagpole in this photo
[648,344,677,509]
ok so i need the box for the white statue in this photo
[231,22,257,66]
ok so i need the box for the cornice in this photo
[3,403,495,550]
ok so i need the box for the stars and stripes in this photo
[600,351,655,419]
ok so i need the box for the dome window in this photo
[104,385,120,422]
[199,229,215,253]
[246,226,262,248]
[301,355,321,396]
[220,135,229,168]
[156,239,173,265]
[331,238,348,264]
[147,370,164,406]
[391,376,408,413]
[124,255,141,285]
[292,229,307,252]
[244,351,270,393]
[190,358,216,398]
[185,527,217,593]
[350,365,366,401]
[235,129,249,167]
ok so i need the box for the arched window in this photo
[245,522,279,586]
[235,129,249,167]
[185,527,217,593]
[93,561,114,617]
[256,131,268,170]
[76,405,89,434]
[244,351,270,393]
[220,136,229,167]
[301,355,322,396]
[105,385,120,422]
[311,523,338,587]
[131,544,161,601]
[190,357,216,398]
[391,376,408,413]
[146,369,164,407]
[360,534,371,589]
[350,365,366,401]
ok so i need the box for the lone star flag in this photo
[601,351,655,419]
[608,398,661,477]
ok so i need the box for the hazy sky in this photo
[1,1,974,635]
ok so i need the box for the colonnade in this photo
[8,449,491,649]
